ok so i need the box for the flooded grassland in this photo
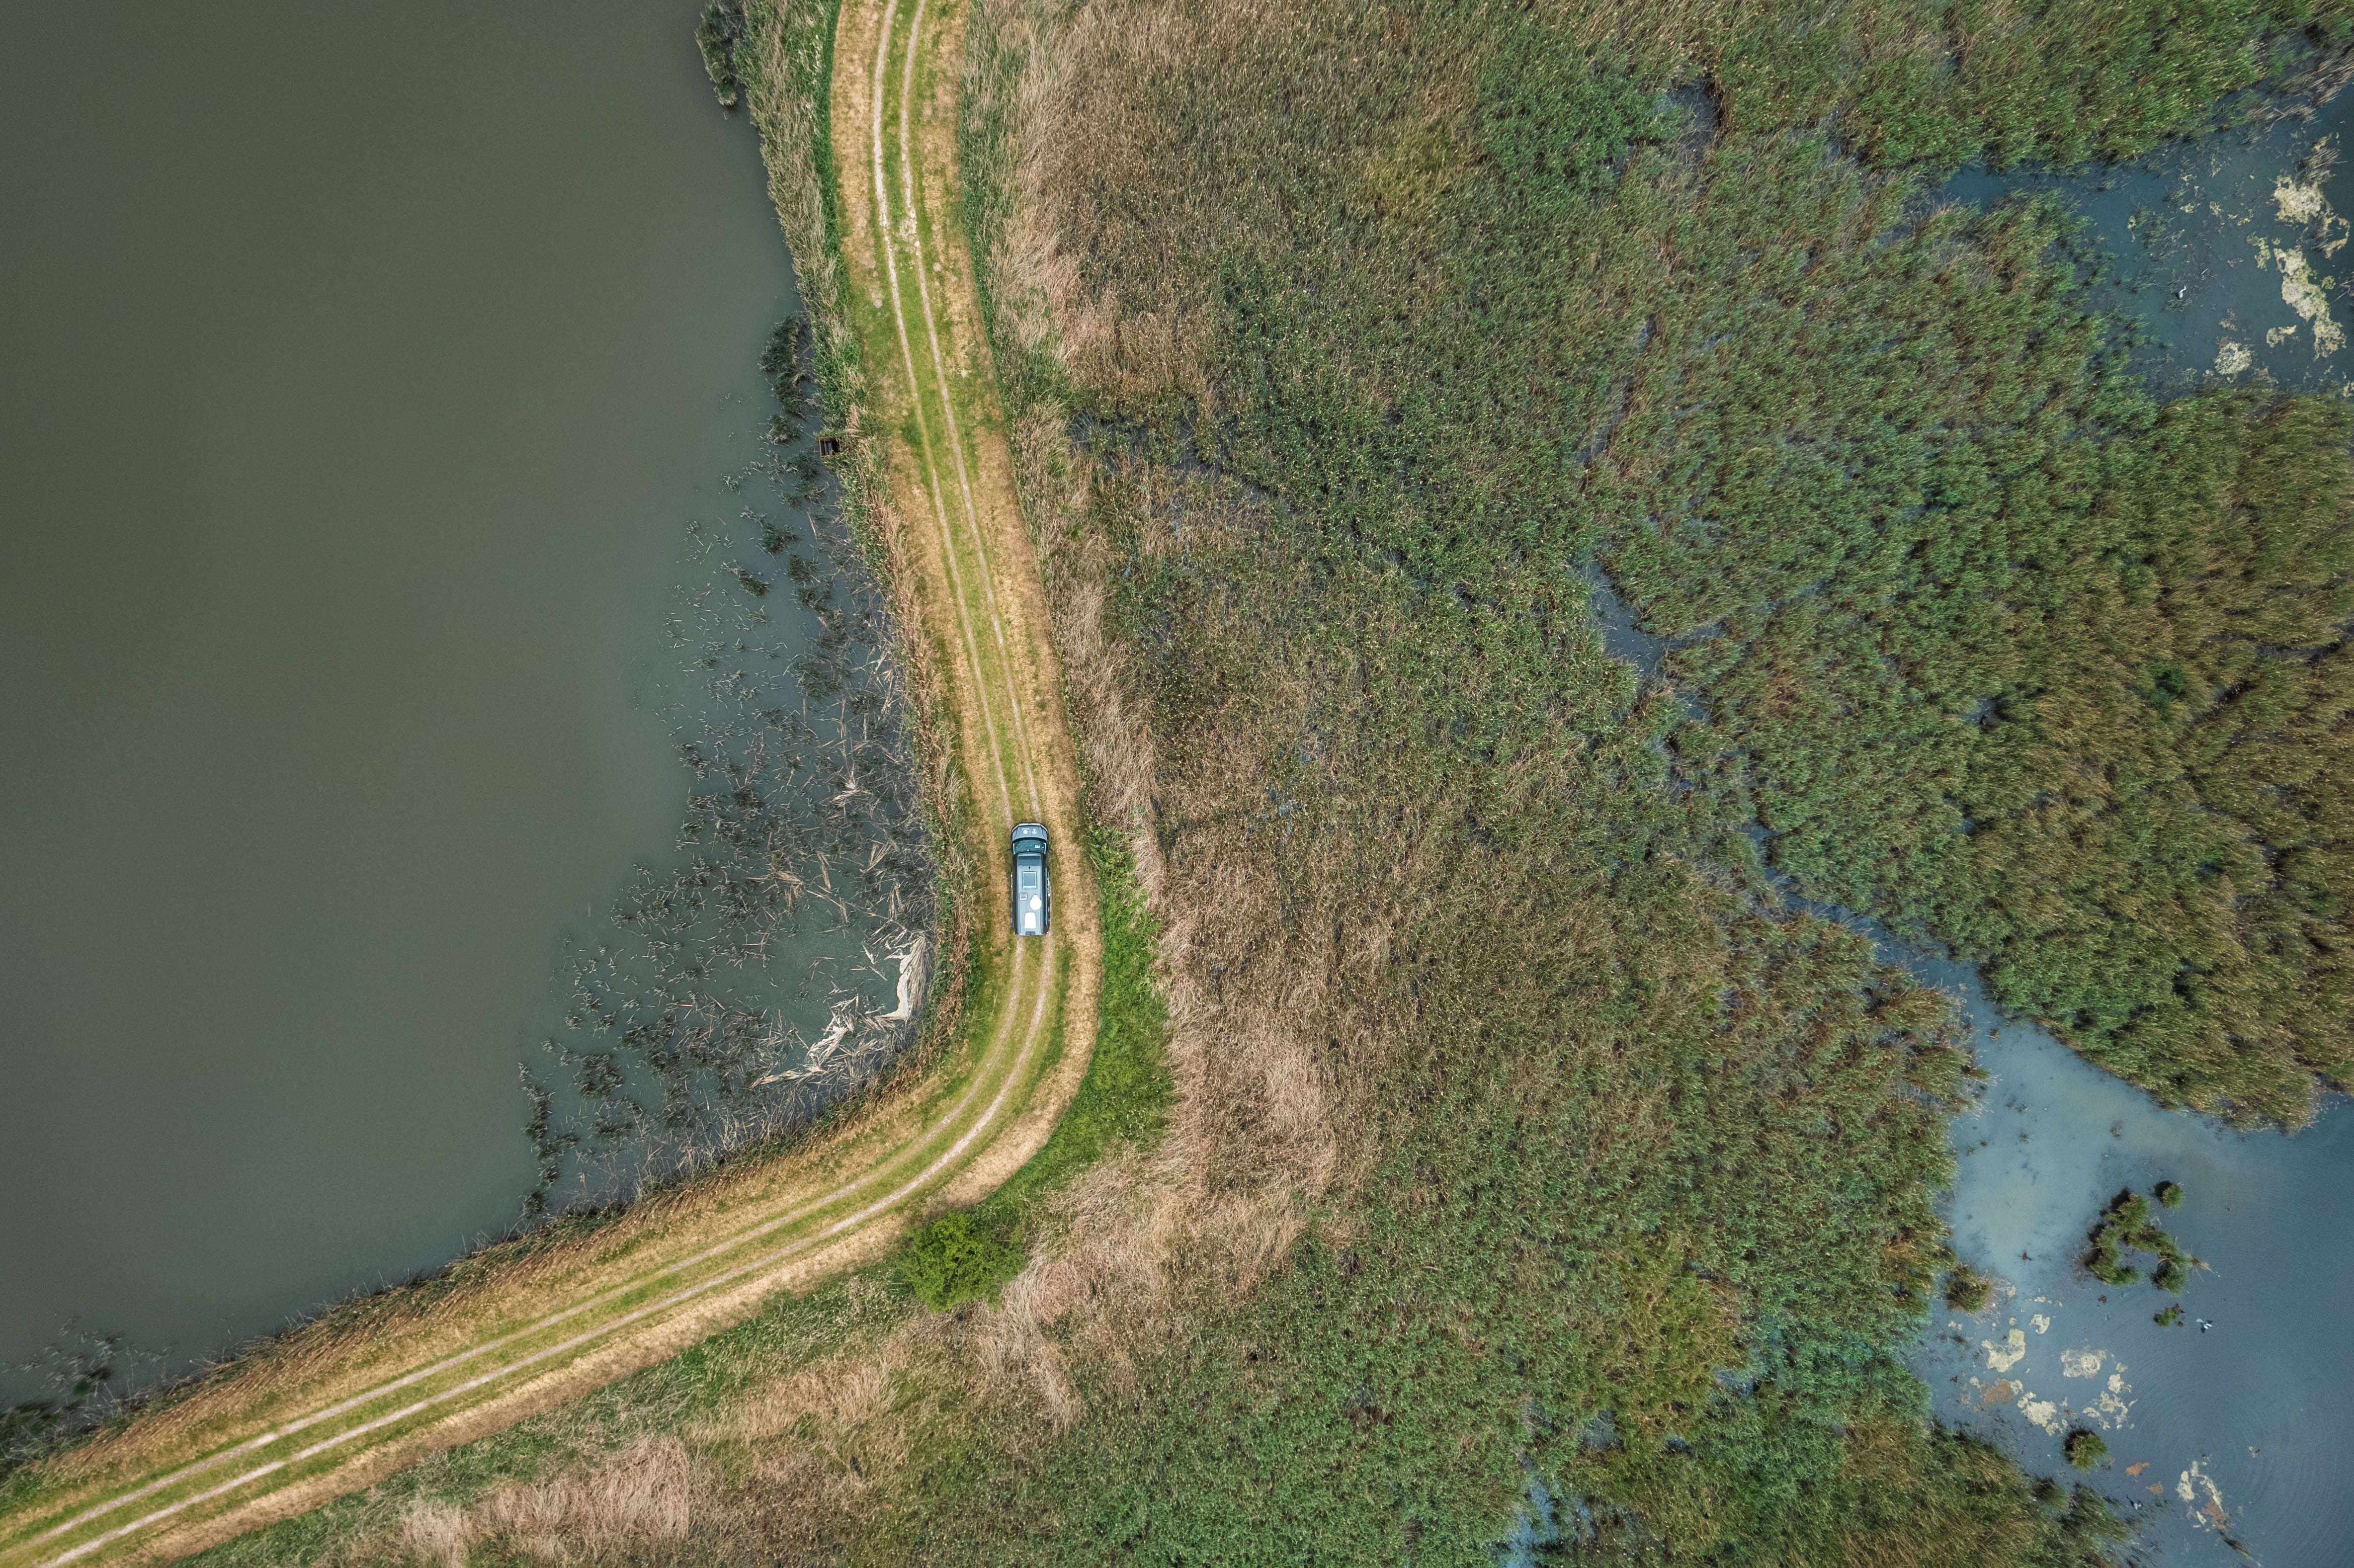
[1595,548,2351,1566]
[1943,93,2354,398]
[1912,94,2354,1568]
[1914,960,2354,1568]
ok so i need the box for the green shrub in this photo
[2063,1430,2108,1471]
[1945,1264,1994,1313]
[695,0,747,110]
[2084,1188,2198,1293]
[2155,1180,2184,1208]
[895,1210,1024,1311]
[2155,1303,2185,1327]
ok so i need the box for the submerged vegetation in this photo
[763,315,819,443]
[696,0,749,110]
[0,1337,151,1485]
[518,316,932,1217]
[1944,1263,1995,1314]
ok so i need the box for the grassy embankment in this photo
[0,799,1072,1568]
[0,0,1105,1559]
[169,833,1163,1568]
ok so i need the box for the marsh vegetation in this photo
[697,0,749,109]
[1944,1263,1995,1314]
[519,318,933,1218]
[2083,1187,2200,1293]
[910,0,2354,1556]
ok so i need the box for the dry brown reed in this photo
[393,1439,690,1568]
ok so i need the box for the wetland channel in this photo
[1560,93,2354,1566]
[1912,92,2354,1568]
[0,1,927,1418]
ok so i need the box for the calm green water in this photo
[0,1,925,1410]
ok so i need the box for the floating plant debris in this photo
[521,344,931,1217]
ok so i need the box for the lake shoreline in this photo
[2,0,951,1474]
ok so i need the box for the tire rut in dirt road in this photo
[840,0,1100,1228]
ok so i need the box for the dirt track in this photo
[0,3,1095,1562]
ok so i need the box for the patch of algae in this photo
[2252,236,2345,356]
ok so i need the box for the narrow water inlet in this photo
[1580,571,2354,1567]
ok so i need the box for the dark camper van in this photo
[1011,822,1050,937]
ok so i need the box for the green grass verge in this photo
[897,834,1170,1308]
